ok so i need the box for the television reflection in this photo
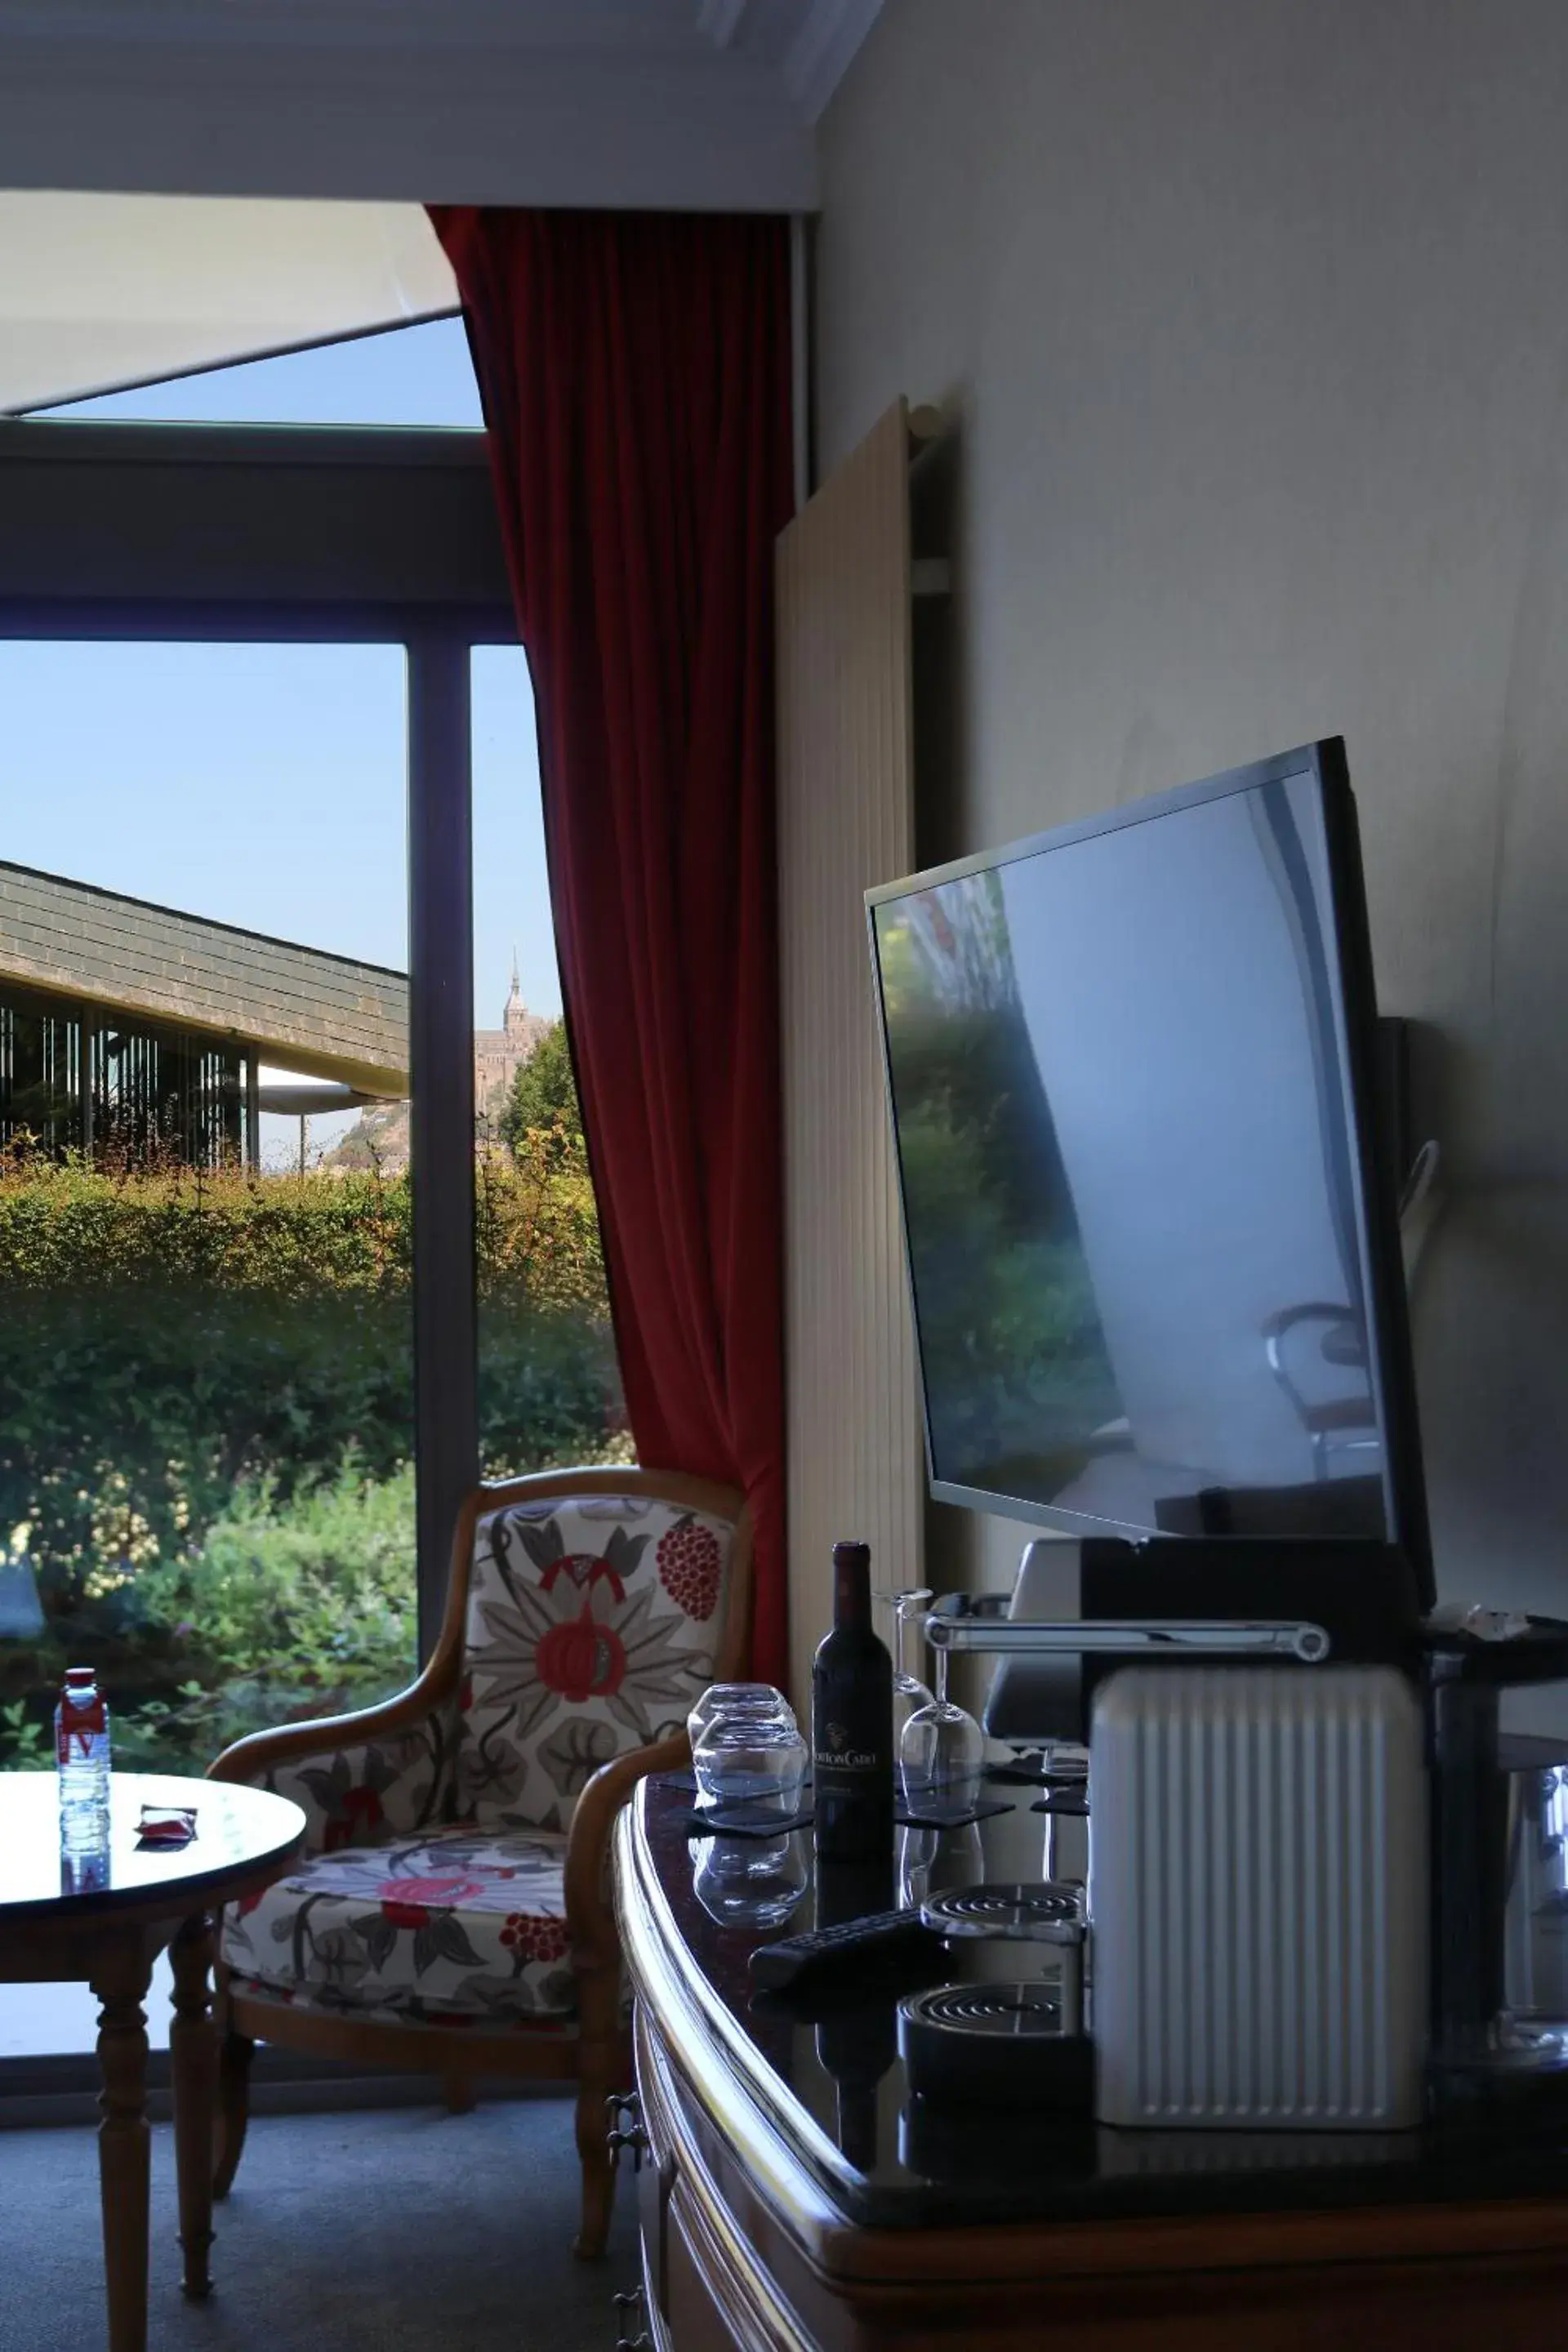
[873,772,1386,1542]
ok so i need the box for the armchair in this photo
[207,1464,753,2258]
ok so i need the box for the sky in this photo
[1,318,559,1165]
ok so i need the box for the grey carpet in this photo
[0,2097,640,2352]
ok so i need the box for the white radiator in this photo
[1089,1664,1428,2130]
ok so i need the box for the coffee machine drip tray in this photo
[898,1983,1092,2109]
[920,1883,1084,1944]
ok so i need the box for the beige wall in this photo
[815,0,1568,1660]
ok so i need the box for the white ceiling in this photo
[0,0,881,213]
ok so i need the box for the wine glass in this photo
[898,1615,985,1824]
[875,1586,933,1739]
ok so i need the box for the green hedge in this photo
[0,1140,629,1768]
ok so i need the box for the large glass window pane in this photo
[469,646,630,1477]
[0,642,416,1810]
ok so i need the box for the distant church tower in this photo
[474,952,551,1121]
[503,956,531,1041]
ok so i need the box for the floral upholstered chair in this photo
[208,1466,752,2257]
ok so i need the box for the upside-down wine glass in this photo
[898,1610,985,1824]
[875,1587,934,1740]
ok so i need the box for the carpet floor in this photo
[0,2097,640,2352]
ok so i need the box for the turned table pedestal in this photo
[0,1771,304,2352]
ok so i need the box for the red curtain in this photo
[430,207,793,1688]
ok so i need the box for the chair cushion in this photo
[220,1828,576,2028]
[455,1493,735,1831]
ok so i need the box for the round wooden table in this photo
[0,1770,305,2352]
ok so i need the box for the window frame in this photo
[0,416,519,1656]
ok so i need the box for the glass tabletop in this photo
[636,1772,1568,2231]
[0,1771,305,1919]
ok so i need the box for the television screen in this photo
[867,741,1428,1571]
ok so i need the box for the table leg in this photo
[90,1937,153,2352]
[170,1909,216,2300]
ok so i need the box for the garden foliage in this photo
[0,1122,628,1769]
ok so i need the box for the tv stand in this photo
[612,1777,1568,2352]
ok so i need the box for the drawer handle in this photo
[612,2285,652,2350]
[607,2123,650,2172]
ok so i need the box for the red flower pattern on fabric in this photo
[323,1784,385,1854]
[656,1514,723,1620]
[377,1874,486,1931]
[538,1550,627,1601]
[534,1599,626,1704]
[500,1911,569,1964]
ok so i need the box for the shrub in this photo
[0,1135,630,1767]
[109,1456,421,1769]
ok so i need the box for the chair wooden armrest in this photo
[207,1650,460,1788]
[564,1727,690,1969]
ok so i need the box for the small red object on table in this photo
[137,1806,198,1848]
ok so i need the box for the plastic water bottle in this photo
[56,1667,111,1850]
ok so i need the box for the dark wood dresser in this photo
[611,1775,1568,2350]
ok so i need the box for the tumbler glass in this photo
[691,1832,809,1931]
[690,1684,806,1816]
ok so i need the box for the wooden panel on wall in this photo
[777,397,923,1705]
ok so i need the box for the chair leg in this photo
[573,2058,618,2262]
[212,2025,255,2201]
[443,2073,477,2116]
[572,1954,626,2262]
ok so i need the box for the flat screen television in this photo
[866,739,1432,1598]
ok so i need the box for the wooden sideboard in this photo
[612,1777,1568,2351]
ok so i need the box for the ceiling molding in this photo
[0,0,883,211]
[785,0,882,125]
[0,42,817,212]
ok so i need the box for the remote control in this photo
[749,1909,945,1993]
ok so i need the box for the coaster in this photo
[898,1795,1014,1831]
[662,1768,814,1799]
[984,1757,1058,1788]
[1030,1792,1089,1817]
[683,1804,815,1840]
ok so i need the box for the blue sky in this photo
[1,318,557,1161]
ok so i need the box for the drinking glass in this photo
[899,1820,987,1909]
[690,1685,806,1815]
[688,1682,790,1752]
[898,1618,985,1823]
[875,1586,934,1739]
[690,1831,809,1931]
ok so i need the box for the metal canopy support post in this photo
[408,631,477,1659]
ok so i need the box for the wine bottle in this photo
[812,1539,894,1864]
[816,2001,897,2174]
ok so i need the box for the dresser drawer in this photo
[633,2002,813,2352]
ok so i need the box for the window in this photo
[0,323,625,2063]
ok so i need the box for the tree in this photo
[500,1020,583,1166]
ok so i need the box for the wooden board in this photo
[775,399,924,1704]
